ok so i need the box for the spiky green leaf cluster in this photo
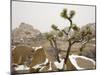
[81,26,92,37]
[72,24,80,31]
[45,33,54,40]
[60,9,68,19]
[51,24,59,31]
[60,9,75,20]
[69,10,75,19]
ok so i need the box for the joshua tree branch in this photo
[67,18,73,32]
[49,40,54,48]
[52,37,61,62]
[71,39,83,45]
[62,30,68,35]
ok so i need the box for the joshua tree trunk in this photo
[64,40,71,64]
[62,40,72,70]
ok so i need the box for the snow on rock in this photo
[32,46,43,51]
[32,58,49,69]
[12,46,16,50]
[69,54,95,70]
[43,58,49,65]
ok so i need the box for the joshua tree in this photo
[45,32,61,63]
[50,8,94,69]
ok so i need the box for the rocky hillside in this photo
[12,22,42,46]
[81,23,96,37]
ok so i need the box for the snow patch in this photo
[15,65,29,71]
[69,55,84,70]
[69,54,95,69]
[32,46,43,51]
[33,58,49,69]
[54,58,64,69]
[48,62,52,70]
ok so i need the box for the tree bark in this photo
[64,40,71,64]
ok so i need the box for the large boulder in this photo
[12,45,34,65]
[68,55,96,70]
[28,47,46,68]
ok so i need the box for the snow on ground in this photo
[14,53,95,72]
[54,58,64,69]
[15,65,30,71]
[48,62,52,70]
[14,58,48,70]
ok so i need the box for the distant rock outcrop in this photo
[12,22,42,46]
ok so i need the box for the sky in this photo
[12,1,95,33]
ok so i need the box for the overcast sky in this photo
[12,1,95,32]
